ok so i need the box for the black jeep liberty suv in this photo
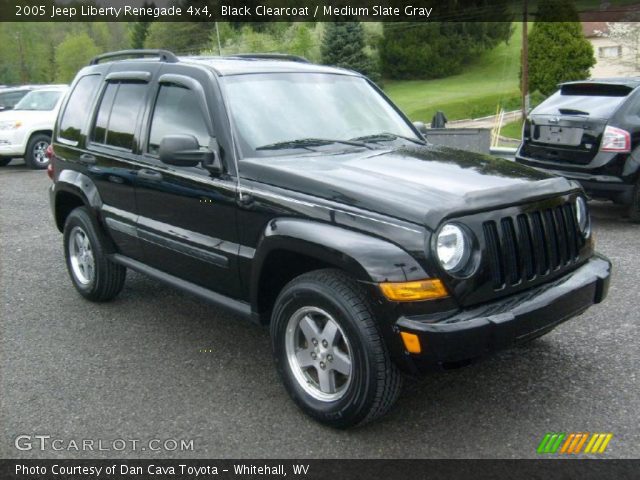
[49,50,612,428]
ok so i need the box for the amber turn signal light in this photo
[379,279,448,302]
[400,332,422,354]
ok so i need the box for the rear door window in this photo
[91,82,147,151]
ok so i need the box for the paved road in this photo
[1,161,638,459]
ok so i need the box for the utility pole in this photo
[521,0,529,120]
[215,22,222,56]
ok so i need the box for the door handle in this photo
[138,169,163,181]
[79,153,96,165]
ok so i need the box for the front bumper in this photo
[396,254,611,372]
[0,129,27,156]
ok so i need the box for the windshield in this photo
[0,90,30,109]
[14,90,63,111]
[222,73,420,157]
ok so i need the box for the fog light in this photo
[400,332,421,354]
[379,279,448,302]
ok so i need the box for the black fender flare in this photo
[250,218,428,311]
[52,170,103,230]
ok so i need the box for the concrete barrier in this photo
[425,128,491,154]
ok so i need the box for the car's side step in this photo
[109,253,257,323]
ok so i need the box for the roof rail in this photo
[232,54,310,63]
[89,49,179,66]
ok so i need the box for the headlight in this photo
[0,120,22,130]
[575,197,590,236]
[436,223,471,272]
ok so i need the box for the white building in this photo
[582,21,640,77]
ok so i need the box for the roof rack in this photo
[232,54,310,63]
[89,49,179,66]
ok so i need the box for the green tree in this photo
[129,1,156,49]
[55,32,100,83]
[379,0,513,80]
[380,21,513,80]
[87,23,127,52]
[0,23,53,84]
[321,22,381,82]
[144,22,213,53]
[131,21,150,49]
[287,23,315,59]
[527,0,595,95]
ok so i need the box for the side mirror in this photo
[159,135,221,175]
[413,121,428,135]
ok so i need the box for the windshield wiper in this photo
[256,138,371,151]
[350,132,425,145]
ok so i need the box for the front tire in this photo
[270,269,402,428]
[24,133,50,169]
[63,207,126,301]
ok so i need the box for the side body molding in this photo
[250,218,429,310]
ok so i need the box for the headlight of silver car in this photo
[0,120,22,130]
[575,197,590,237]
[436,223,471,272]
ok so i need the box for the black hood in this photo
[240,144,577,226]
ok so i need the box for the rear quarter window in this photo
[59,75,101,144]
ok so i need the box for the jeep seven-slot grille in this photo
[482,203,584,290]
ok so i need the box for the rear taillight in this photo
[600,126,631,152]
[46,144,54,180]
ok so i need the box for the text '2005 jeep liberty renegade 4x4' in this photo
[49,50,611,428]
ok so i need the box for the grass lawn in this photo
[499,118,524,140]
[384,23,523,122]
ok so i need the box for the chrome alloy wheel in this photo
[32,140,49,165]
[68,226,95,285]
[285,306,353,402]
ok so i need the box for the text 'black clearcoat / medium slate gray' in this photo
[49,50,612,428]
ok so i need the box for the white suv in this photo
[0,85,68,169]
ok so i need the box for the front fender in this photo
[250,218,428,308]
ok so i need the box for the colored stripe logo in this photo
[537,433,613,454]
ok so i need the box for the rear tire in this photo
[63,207,126,301]
[24,133,50,169]
[0,157,11,167]
[270,269,402,428]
